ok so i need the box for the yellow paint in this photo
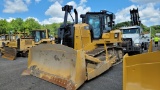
[2,29,55,60]
[74,23,91,50]
[123,51,160,90]
[102,29,122,43]
[25,22,123,89]
[148,40,153,52]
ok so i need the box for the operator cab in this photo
[31,29,49,42]
[80,10,115,39]
[56,5,116,48]
[1,34,11,41]
[0,35,6,40]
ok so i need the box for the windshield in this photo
[1,35,5,40]
[41,31,46,39]
[121,28,140,34]
[88,15,101,38]
[35,31,41,42]
[32,31,46,42]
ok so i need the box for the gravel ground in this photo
[0,42,159,90]
[0,57,122,90]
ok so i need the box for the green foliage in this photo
[2,18,158,37]
[113,21,160,37]
[0,19,9,34]
[41,23,61,36]
[113,21,131,29]
[9,18,24,33]
[150,25,160,37]
[0,17,62,36]
[24,18,41,34]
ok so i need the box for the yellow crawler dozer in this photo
[31,29,54,45]
[1,29,54,60]
[22,5,123,90]
[123,40,160,90]
[0,34,11,55]
[2,33,34,60]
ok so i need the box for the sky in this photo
[0,0,160,26]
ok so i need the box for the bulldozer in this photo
[0,31,21,56]
[22,5,123,90]
[123,40,160,90]
[0,34,11,55]
[1,29,54,60]
[1,32,34,60]
[31,29,54,45]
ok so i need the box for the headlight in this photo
[114,33,118,38]
[36,38,39,42]
[50,38,53,41]
[84,26,89,30]
[50,38,52,41]
[50,37,55,41]
[134,43,141,47]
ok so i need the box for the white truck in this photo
[120,26,150,54]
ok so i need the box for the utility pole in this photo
[150,27,152,40]
[150,27,151,36]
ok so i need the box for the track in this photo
[0,42,159,90]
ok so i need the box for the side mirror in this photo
[112,21,115,26]
[80,14,85,18]
[108,21,115,27]
[112,14,116,19]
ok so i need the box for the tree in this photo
[10,18,24,33]
[140,24,150,33]
[51,23,61,36]
[113,21,150,32]
[41,23,61,36]
[0,19,9,34]
[113,21,131,29]
[151,25,160,37]
[24,18,41,34]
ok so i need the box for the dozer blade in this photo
[123,51,160,90]
[2,47,17,60]
[23,44,87,90]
